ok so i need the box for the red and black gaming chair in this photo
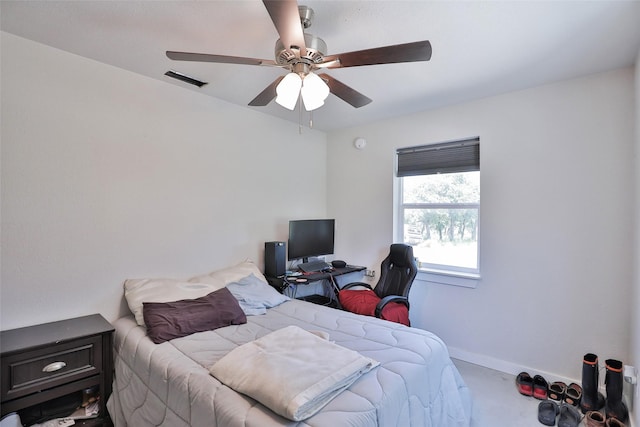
[338,244,418,326]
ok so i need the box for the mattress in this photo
[107,299,473,426]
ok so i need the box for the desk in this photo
[266,265,366,307]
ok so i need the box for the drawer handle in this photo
[42,361,67,373]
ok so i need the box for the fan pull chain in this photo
[298,97,303,134]
[295,98,316,133]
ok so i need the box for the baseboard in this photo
[448,346,636,427]
[448,346,578,386]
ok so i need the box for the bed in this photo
[106,261,473,427]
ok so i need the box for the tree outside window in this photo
[401,172,479,272]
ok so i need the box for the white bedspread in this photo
[210,325,379,421]
[107,299,473,426]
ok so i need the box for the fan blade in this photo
[321,40,431,69]
[318,73,372,108]
[263,0,306,56]
[167,51,277,66]
[248,76,285,106]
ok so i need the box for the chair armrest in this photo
[374,295,410,318]
[341,282,373,291]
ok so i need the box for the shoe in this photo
[549,381,567,403]
[533,374,549,400]
[585,411,605,427]
[516,371,533,396]
[564,383,582,406]
[581,353,605,413]
[538,400,559,426]
[604,359,628,422]
[605,418,626,427]
[558,403,582,427]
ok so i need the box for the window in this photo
[396,138,480,280]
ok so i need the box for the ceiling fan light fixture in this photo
[275,72,302,110]
[301,72,329,111]
[167,1,434,120]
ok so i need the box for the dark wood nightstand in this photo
[1,314,114,424]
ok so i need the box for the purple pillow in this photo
[143,287,247,344]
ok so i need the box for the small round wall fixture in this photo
[354,137,367,150]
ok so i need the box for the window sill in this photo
[415,268,480,288]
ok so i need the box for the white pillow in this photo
[124,278,225,326]
[189,260,268,286]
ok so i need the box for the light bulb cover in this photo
[301,72,330,111]
[275,73,302,110]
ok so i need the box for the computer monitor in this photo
[288,219,335,262]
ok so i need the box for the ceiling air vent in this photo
[164,70,207,88]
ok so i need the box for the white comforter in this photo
[107,299,473,427]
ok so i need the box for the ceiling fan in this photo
[166,0,432,112]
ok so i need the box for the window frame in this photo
[394,138,481,288]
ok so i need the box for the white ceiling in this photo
[2,1,640,132]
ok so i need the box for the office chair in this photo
[339,244,418,326]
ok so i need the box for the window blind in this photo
[396,137,480,177]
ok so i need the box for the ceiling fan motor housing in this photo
[275,33,326,66]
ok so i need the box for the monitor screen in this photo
[288,219,335,261]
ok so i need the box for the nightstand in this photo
[1,314,114,424]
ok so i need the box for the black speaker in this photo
[264,241,286,278]
[331,260,347,269]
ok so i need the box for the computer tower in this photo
[264,241,286,278]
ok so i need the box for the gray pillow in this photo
[227,273,290,315]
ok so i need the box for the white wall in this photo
[0,32,327,330]
[633,48,640,427]
[327,68,635,381]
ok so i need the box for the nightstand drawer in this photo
[1,335,102,402]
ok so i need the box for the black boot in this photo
[605,359,628,422]
[581,353,605,413]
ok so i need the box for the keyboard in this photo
[297,260,331,273]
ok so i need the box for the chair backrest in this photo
[374,244,418,300]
